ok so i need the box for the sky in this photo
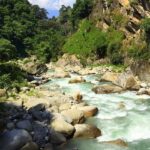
[28,0,76,18]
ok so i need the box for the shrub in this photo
[141,18,150,42]
[63,19,107,58]
[111,9,129,27]
[0,63,26,89]
[107,28,125,64]
[0,38,16,61]
[127,40,150,60]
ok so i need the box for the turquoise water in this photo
[44,73,150,150]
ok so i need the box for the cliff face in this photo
[89,0,150,62]
[90,0,150,35]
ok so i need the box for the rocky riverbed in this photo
[1,54,150,150]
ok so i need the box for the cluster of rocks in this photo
[45,54,115,78]
[1,54,150,150]
[91,69,150,97]
[0,87,101,150]
[137,83,150,95]
[27,76,50,86]
[93,71,139,94]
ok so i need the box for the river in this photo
[44,71,150,150]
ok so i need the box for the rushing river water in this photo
[44,72,150,150]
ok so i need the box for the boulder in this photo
[140,83,147,88]
[137,88,150,96]
[0,129,32,150]
[73,124,101,138]
[118,0,129,7]
[137,88,147,95]
[53,71,70,78]
[73,91,83,103]
[0,89,6,97]
[20,142,39,150]
[61,109,85,125]
[117,102,126,110]
[50,118,75,137]
[92,84,123,94]
[56,54,82,68]
[114,72,139,90]
[59,103,72,112]
[71,102,87,109]
[20,56,47,75]
[53,113,73,124]
[16,120,32,131]
[32,121,49,146]
[48,106,59,113]
[28,103,46,112]
[49,129,66,145]
[0,119,5,132]
[100,72,120,82]
[130,61,150,82]
[44,143,54,150]
[69,77,86,84]
[78,106,98,117]
[103,139,128,147]
[6,122,15,130]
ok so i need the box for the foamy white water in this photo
[44,73,150,150]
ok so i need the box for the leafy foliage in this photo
[0,38,16,61]
[0,63,27,89]
[63,19,107,58]
[107,29,125,64]
[71,0,93,28]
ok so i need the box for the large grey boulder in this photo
[16,120,32,131]
[32,121,49,146]
[49,129,66,145]
[0,129,32,150]
[92,84,123,94]
[20,142,39,150]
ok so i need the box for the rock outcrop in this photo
[114,72,140,90]
[130,61,150,82]
[18,56,47,75]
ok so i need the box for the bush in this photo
[111,9,129,27]
[63,19,107,58]
[127,40,150,60]
[107,28,125,64]
[32,29,64,63]
[0,63,26,89]
[141,18,150,42]
[0,38,16,61]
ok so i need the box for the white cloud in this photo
[28,0,76,10]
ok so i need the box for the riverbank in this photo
[0,54,150,150]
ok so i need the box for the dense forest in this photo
[0,0,150,89]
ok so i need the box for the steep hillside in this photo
[64,0,150,65]
[90,0,150,63]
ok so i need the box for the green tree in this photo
[71,0,93,29]
[0,38,16,61]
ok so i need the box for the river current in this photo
[44,72,150,150]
